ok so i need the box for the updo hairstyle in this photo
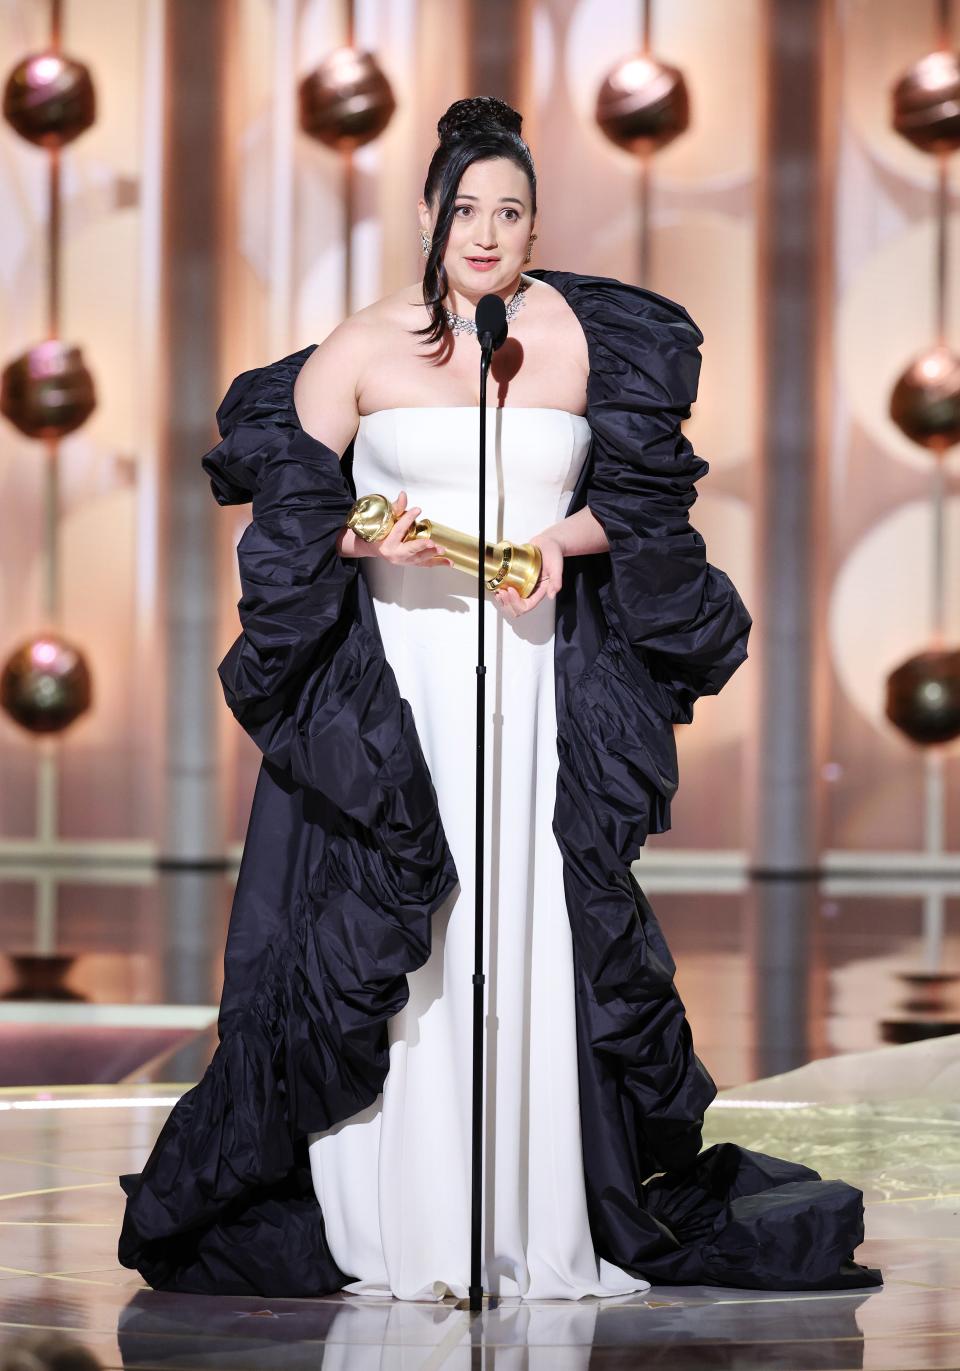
[412,96,537,347]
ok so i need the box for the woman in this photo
[118,97,882,1300]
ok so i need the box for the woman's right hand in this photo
[371,490,453,568]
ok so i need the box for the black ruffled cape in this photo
[118,269,882,1296]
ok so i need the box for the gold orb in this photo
[2,50,96,149]
[889,343,960,453]
[0,341,96,440]
[596,53,690,154]
[885,648,960,745]
[891,49,960,154]
[298,47,396,151]
[1,631,93,735]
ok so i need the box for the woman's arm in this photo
[494,507,609,618]
[294,319,373,561]
[533,505,609,557]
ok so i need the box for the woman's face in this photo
[420,156,533,301]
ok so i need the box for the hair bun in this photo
[437,96,523,146]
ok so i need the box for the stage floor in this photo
[0,1038,957,1370]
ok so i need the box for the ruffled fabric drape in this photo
[118,269,882,1296]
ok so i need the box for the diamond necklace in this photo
[443,277,530,337]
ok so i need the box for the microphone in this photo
[475,293,508,358]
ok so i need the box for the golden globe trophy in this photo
[345,493,543,598]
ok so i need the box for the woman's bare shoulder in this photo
[292,287,426,455]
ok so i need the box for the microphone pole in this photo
[467,293,508,1315]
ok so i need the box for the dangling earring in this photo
[524,233,538,264]
[420,229,432,257]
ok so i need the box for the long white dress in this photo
[307,405,651,1303]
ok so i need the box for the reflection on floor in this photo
[0,1005,218,1086]
[2,869,959,1089]
[0,1035,957,1370]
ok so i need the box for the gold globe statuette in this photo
[346,494,543,598]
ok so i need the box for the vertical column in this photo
[158,0,230,863]
[753,0,829,875]
[466,0,525,103]
[748,0,834,1074]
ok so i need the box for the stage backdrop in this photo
[0,0,956,903]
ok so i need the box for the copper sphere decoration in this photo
[596,54,690,154]
[0,341,96,440]
[892,49,960,154]
[298,47,396,151]
[2,51,95,149]
[1,631,92,735]
[889,343,960,452]
[885,648,960,745]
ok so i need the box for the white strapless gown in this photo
[307,406,651,1303]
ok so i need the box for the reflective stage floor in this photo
[0,1035,958,1370]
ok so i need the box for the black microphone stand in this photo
[468,329,493,1315]
[464,294,507,1315]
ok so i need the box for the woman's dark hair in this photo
[411,96,537,348]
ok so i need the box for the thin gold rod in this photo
[936,0,952,50]
[935,153,949,345]
[343,149,354,320]
[639,153,652,288]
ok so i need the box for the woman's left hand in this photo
[493,533,563,618]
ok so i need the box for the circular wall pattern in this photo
[565,0,759,189]
[829,496,960,742]
[837,216,960,476]
[844,0,957,188]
